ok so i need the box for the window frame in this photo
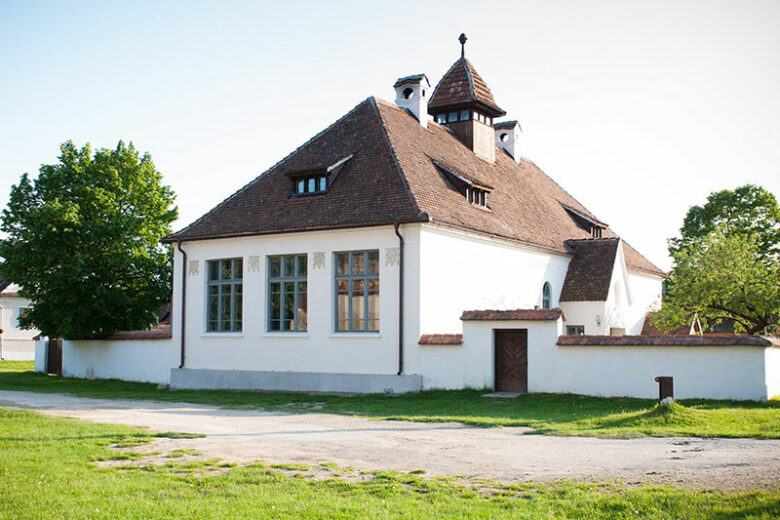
[566,325,585,335]
[206,258,243,333]
[293,174,328,196]
[267,254,308,332]
[334,250,380,333]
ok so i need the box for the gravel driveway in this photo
[2,390,778,490]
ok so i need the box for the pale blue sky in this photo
[2,0,779,270]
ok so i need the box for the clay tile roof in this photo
[493,120,520,130]
[394,74,429,88]
[419,334,463,345]
[461,308,564,321]
[556,334,772,347]
[101,323,173,341]
[427,58,505,117]
[559,238,620,302]
[163,96,665,278]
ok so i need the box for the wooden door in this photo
[494,329,528,393]
[46,338,62,375]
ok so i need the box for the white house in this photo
[54,37,779,400]
[0,278,39,360]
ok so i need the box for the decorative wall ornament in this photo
[187,260,200,276]
[248,255,261,272]
[385,247,400,266]
[313,252,326,269]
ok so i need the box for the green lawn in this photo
[0,406,778,519]
[1,360,779,439]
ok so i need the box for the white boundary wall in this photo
[62,338,177,385]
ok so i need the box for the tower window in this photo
[436,114,446,124]
[447,112,458,123]
[459,110,469,121]
[542,282,552,310]
[402,87,414,99]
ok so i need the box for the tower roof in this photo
[427,57,506,117]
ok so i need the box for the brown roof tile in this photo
[164,96,664,278]
[557,335,771,347]
[101,323,173,341]
[559,238,619,302]
[419,334,463,345]
[461,309,564,321]
[427,58,505,117]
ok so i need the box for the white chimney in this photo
[393,74,431,128]
[494,120,522,163]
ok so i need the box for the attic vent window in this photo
[402,87,414,99]
[591,226,603,239]
[499,132,509,142]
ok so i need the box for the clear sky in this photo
[1,0,778,270]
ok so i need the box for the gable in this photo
[559,238,620,302]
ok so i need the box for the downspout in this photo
[393,223,404,375]
[176,241,187,369]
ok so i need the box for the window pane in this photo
[368,278,379,331]
[351,279,365,331]
[460,110,469,121]
[296,255,307,276]
[234,283,242,326]
[448,112,457,122]
[336,253,348,275]
[297,179,304,193]
[337,279,349,330]
[208,321,218,332]
[436,114,446,124]
[297,281,307,331]
[208,261,219,281]
[284,282,295,325]
[283,256,295,278]
[367,251,379,274]
[270,257,281,278]
[318,176,326,192]
[351,252,364,275]
[220,286,232,330]
[270,282,281,322]
[208,286,219,322]
[308,178,315,193]
[270,320,281,331]
[221,260,232,280]
[234,259,242,280]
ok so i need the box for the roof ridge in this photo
[462,58,477,100]
[166,97,376,242]
[370,97,428,222]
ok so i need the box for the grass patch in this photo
[166,449,202,459]
[1,407,778,519]
[2,361,779,438]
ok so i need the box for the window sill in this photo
[329,333,382,339]
[262,332,309,338]
[201,332,244,338]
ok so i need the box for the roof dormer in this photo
[394,74,430,128]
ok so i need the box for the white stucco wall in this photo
[537,343,771,400]
[417,225,570,334]
[766,347,780,399]
[624,271,663,334]
[558,301,607,335]
[63,338,177,384]
[173,225,420,376]
[0,292,39,360]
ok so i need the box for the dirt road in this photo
[2,390,778,490]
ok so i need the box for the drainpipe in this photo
[176,241,187,369]
[393,223,404,375]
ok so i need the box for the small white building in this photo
[54,38,780,400]
[0,279,39,360]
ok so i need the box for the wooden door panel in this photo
[494,330,528,393]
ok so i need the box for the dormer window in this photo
[295,174,327,195]
[466,187,487,207]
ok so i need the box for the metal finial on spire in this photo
[459,33,467,58]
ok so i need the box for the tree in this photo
[0,141,177,339]
[654,230,779,335]
[668,184,780,259]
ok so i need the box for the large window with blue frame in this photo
[207,258,243,332]
[335,250,379,332]
[268,254,307,332]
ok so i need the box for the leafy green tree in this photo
[655,230,779,335]
[0,141,177,339]
[668,184,780,259]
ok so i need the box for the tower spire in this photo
[459,33,467,58]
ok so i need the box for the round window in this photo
[403,87,414,99]
[499,132,509,143]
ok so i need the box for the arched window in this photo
[542,282,552,310]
